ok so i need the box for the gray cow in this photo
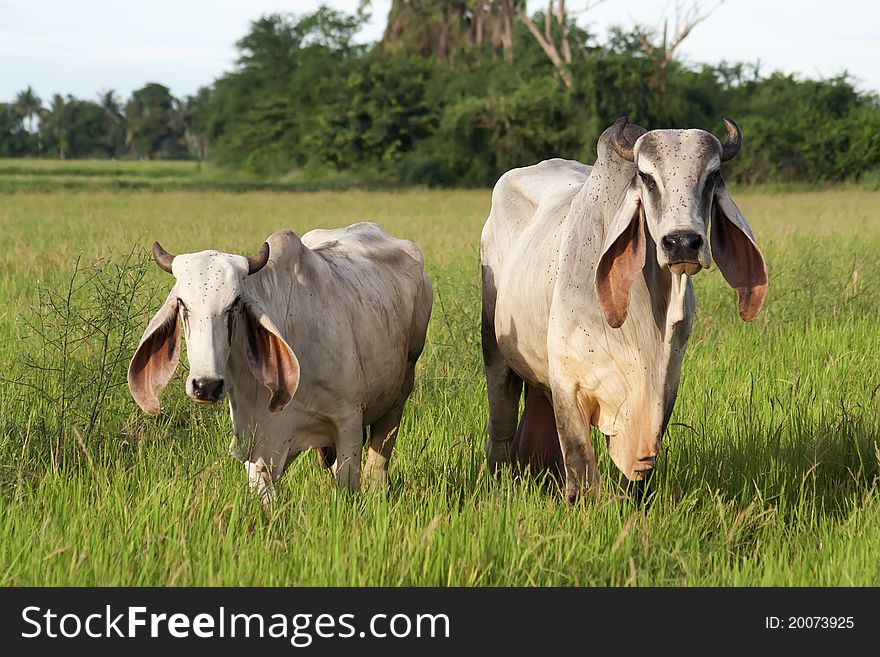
[481,117,768,501]
[128,223,433,501]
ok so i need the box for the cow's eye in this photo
[706,170,721,187]
[226,297,241,314]
[638,171,656,191]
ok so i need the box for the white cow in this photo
[128,223,433,500]
[481,117,768,501]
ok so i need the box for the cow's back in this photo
[481,158,591,273]
[302,222,432,419]
[302,221,430,330]
[482,159,590,386]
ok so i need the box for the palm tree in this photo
[42,94,71,159]
[99,90,126,157]
[15,86,42,133]
[99,90,123,122]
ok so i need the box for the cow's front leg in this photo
[245,457,276,507]
[333,414,364,492]
[549,379,600,503]
[364,365,415,490]
[364,404,403,491]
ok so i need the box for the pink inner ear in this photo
[128,312,180,415]
[711,203,768,322]
[596,208,646,328]
[243,307,299,412]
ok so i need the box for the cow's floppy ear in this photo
[242,302,300,413]
[595,185,646,328]
[128,292,181,415]
[711,180,768,321]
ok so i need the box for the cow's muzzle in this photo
[189,377,225,403]
[631,453,657,481]
[662,232,705,275]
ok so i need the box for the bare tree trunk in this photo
[439,28,447,59]
[501,0,514,64]
[634,2,720,95]
[381,0,522,64]
[558,0,571,64]
[474,3,484,47]
[518,1,573,87]
[544,0,552,44]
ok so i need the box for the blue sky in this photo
[2,0,878,103]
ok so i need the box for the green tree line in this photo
[2,2,879,186]
[1,83,207,161]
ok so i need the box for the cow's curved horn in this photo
[152,242,175,274]
[720,117,742,162]
[611,116,636,162]
[247,242,270,275]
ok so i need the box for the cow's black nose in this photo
[191,377,224,402]
[662,232,703,262]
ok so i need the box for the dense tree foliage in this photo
[2,3,879,186]
[124,83,187,159]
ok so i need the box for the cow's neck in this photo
[243,234,331,340]
[598,227,694,474]
[635,238,694,433]
[642,236,692,337]
[227,232,332,416]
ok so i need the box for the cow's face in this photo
[128,242,300,416]
[595,118,768,328]
[172,251,248,403]
[633,129,718,275]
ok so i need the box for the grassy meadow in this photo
[0,158,383,194]
[0,160,879,586]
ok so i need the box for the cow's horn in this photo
[611,116,636,162]
[152,242,175,274]
[247,242,270,275]
[720,117,742,162]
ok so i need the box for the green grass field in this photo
[1,161,879,585]
[0,158,383,193]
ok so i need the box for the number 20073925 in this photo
[765,616,854,630]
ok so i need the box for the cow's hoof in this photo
[564,476,600,505]
[486,442,512,474]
